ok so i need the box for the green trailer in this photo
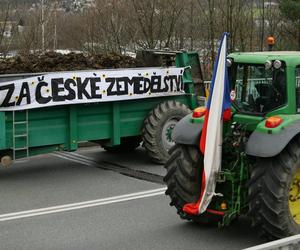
[0,51,202,166]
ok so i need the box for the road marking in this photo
[0,188,166,222]
[52,151,164,184]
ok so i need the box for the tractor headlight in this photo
[273,60,282,69]
[226,58,233,67]
[265,60,272,69]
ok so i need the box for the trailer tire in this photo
[142,101,191,164]
[102,136,141,153]
[164,144,221,224]
[248,137,300,239]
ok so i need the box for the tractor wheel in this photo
[164,144,221,224]
[142,101,191,164]
[248,137,300,239]
[102,136,141,153]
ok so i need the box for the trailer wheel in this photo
[142,101,191,164]
[102,136,141,153]
[164,144,221,224]
[248,137,300,239]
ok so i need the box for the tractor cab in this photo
[227,51,300,117]
[228,58,286,114]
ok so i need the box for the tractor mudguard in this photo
[246,120,300,158]
[172,114,203,145]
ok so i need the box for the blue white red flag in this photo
[183,32,231,215]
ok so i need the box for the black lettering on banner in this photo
[164,76,171,91]
[106,78,117,96]
[132,77,149,94]
[16,82,31,105]
[169,75,183,91]
[36,81,51,104]
[143,77,151,94]
[116,77,129,95]
[0,84,15,107]
[77,77,91,99]
[126,77,135,92]
[179,75,184,90]
[150,76,166,93]
[64,79,76,100]
[126,77,135,87]
[121,77,134,94]
[90,77,102,98]
[0,83,15,107]
[160,76,169,92]
[150,76,160,93]
[52,78,65,102]
[176,75,183,91]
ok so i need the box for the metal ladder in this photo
[12,110,29,160]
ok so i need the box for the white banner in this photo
[0,67,185,111]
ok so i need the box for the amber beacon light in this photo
[267,36,275,51]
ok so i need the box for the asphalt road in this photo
[0,146,265,250]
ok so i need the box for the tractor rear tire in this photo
[142,101,191,164]
[102,136,141,153]
[164,144,221,224]
[248,137,300,239]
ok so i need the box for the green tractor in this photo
[164,51,300,239]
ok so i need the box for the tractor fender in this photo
[172,114,203,145]
[246,120,300,158]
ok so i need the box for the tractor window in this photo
[296,66,300,112]
[230,63,286,114]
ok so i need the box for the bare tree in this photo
[197,0,215,65]
[0,1,12,56]
[1,0,300,79]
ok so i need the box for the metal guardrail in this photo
[243,234,300,250]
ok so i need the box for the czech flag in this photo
[183,33,231,215]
